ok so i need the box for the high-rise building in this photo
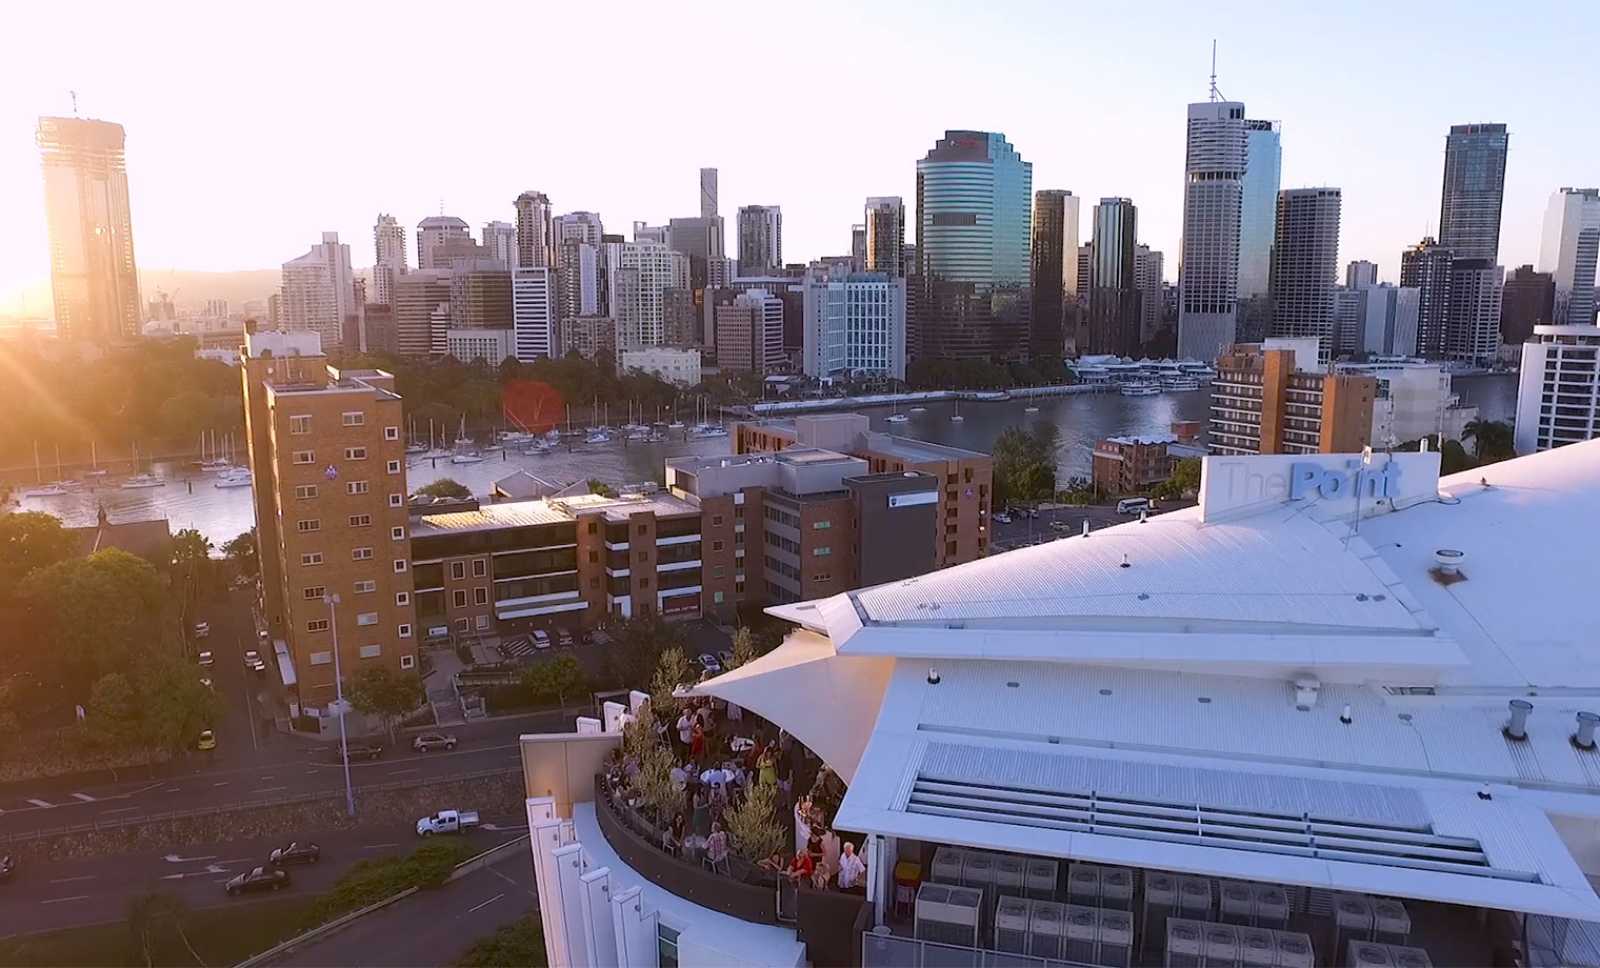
[416,216,470,271]
[239,329,418,714]
[1439,123,1510,263]
[448,259,512,331]
[482,221,516,270]
[1538,188,1600,326]
[1087,197,1140,357]
[1356,284,1421,357]
[802,269,907,382]
[914,130,1033,362]
[1501,265,1556,345]
[606,241,690,348]
[1445,260,1505,363]
[1515,325,1600,453]
[850,225,866,270]
[393,270,451,358]
[36,116,141,343]
[715,290,785,373]
[558,315,616,361]
[737,205,782,274]
[1400,238,1455,359]
[1030,190,1080,359]
[512,267,557,363]
[662,288,699,346]
[513,192,554,269]
[1333,288,1366,358]
[1178,100,1248,362]
[372,214,407,306]
[864,197,906,277]
[1209,340,1375,456]
[281,233,354,351]
[1346,260,1379,290]
[556,240,603,320]
[553,211,604,249]
[1237,119,1282,303]
[632,221,669,245]
[700,167,718,219]
[1134,245,1164,347]
[1268,188,1342,360]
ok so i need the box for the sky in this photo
[2,0,1596,315]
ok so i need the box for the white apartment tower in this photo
[512,266,557,363]
[372,214,407,306]
[482,220,517,269]
[1515,325,1600,453]
[1538,188,1600,326]
[280,232,353,349]
[1178,100,1248,362]
[604,241,690,349]
[802,270,907,382]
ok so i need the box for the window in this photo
[474,587,488,606]
[353,579,377,594]
[389,493,404,508]
[359,644,382,659]
[450,561,466,580]
[398,624,412,638]
[400,654,416,669]
[294,484,318,500]
[300,552,324,566]
[387,459,401,474]
[712,540,724,552]
[712,515,723,526]
[303,585,326,600]
[342,411,366,427]
[813,546,832,557]
[637,524,647,535]
[356,611,379,627]
[353,546,374,560]
[453,590,467,608]
[640,577,651,589]
[812,520,832,530]
[306,619,330,633]
[636,551,648,563]
[815,573,832,582]
[587,522,597,534]
[395,591,410,606]
[454,618,470,633]
[391,526,406,541]
[475,614,490,631]
[309,651,332,666]
[290,415,313,435]
[393,559,408,573]
[297,519,321,533]
[347,481,369,495]
[344,447,369,461]
[713,565,726,578]
[472,558,487,578]
[713,590,725,604]
[293,450,315,465]
[588,550,599,563]
[384,426,400,441]
[348,514,372,528]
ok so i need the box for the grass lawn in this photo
[454,916,547,967]
[0,895,314,967]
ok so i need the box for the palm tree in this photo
[1461,418,1515,461]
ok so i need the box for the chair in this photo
[893,882,916,919]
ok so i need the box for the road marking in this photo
[466,892,505,913]
[260,775,275,780]
[164,853,218,864]
[213,781,229,787]
[41,895,90,904]
[362,843,400,850]
[252,786,288,794]
[387,768,419,776]
[102,806,141,814]
[27,798,53,808]
[48,875,96,884]
[71,793,96,802]
[165,787,181,793]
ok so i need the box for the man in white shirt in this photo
[836,840,866,891]
[676,711,693,754]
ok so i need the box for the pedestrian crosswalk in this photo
[501,636,534,659]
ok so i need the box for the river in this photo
[10,374,1519,546]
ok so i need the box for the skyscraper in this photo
[482,220,516,269]
[914,130,1033,362]
[737,205,783,273]
[392,271,451,357]
[1087,198,1141,357]
[1538,187,1600,325]
[280,232,354,350]
[553,211,605,249]
[606,241,690,348]
[416,216,470,271]
[1134,245,1164,346]
[850,225,866,270]
[1238,118,1282,338]
[1178,100,1248,362]
[1400,238,1456,359]
[700,167,719,219]
[1438,123,1509,263]
[372,214,407,306]
[802,269,907,382]
[1345,260,1379,290]
[1501,265,1556,345]
[557,240,603,320]
[514,192,554,268]
[512,267,557,362]
[1030,190,1080,360]
[715,290,785,373]
[36,116,141,343]
[1268,188,1342,360]
[864,197,906,277]
[1445,260,1504,363]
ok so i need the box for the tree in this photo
[992,423,1060,509]
[1462,418,1515,462]
[519,655,587,708]
[222,530,258,579]
[415,478,472,500]
[1152,458,1202,500]
[347,666,426,742]
[648,647,692,718]
[587,479,617,498]
[0,511,78,597]
[22,548,165,695]
[724,772,784,862]
[86,672,141,750]
[1439,438,1475,475]
[137,656,222,753]
[172,528,214,612]
[726,626,758,671]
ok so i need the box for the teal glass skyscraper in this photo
[914,130,1033,362]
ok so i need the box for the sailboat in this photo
[950,399,965,423]
[450,416,484,464]
[424,419,450,458]
[196,430,231,472]
[1024,404,1041,414]
[121,442,165,489]
[85,440,108,477]
[406,417,428,455]
[887,399,909,424]
[21,442,69,498]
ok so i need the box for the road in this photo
[989,499,1198,552]
[0,821,529,939]
[274,846,538,967]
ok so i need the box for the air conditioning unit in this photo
[1220,880,1255,925]
[1275,930,1316,968]
[1348,940,1396,968]
[995,896,1031,953]
[962,851,996,890]
[1097,908,1134,968]
[1065,905,1100,964]
[1202,924,1240,968]
[995,854,1026,897]
[931,846,966,885]
[1387,944,1433,968]
[1237,927,1276,968]
[1101,866,1135,911]
[1333,894,1376,956]
[1255,884,1290,931]
[1143,871,1179,959]
[915,883,982,947]
[1025,857,1060,900]
[1178,876,1214,921]
[1166,918,1204,968]
[1373,899,1411,945]
[1068,863,1102,905]
[1028,899,1066,960]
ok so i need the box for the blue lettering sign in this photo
[1288,460,1400,502]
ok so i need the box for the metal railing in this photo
[1,765,521,845]
[862,931,1104,968]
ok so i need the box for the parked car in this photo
[341,743,384,761]
[196,729,216,751]
[412,732,457,752]
[416,808,479,836]
[532,630,551,650]
[192,621,210,638]
[1050,520,1071,532]
[697,653,723,677]
[557,628,574,648]
[0,854,15,882]
[197,650,214,667]
[993,511,1012,524]
[243,649,262,668]
[268,842,321,866]
[225,866,289,896]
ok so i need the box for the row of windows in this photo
[299,519,405,540]
[302,582,409,605]
[307,620,413,638]
[301,550,408,573]
[289,412,386,433]
[289,449,402,474]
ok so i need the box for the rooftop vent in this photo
[1504,699,1533,741]
[1081,520,1090,538]
[1434,549,1466,572]
[1119,553,1130,569]
[927,667,941,685]
[1293,677,1321,711]
[1575,711,1600,751]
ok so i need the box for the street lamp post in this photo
[324,593,356,818]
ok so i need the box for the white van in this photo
[1117,497,1152,515]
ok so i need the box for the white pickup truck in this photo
[416,809,480,836]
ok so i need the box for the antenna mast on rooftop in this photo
[69,90,79,115]
[1208,41,1226,102]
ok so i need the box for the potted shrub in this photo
[724,776,784,883]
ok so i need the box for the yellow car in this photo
[197,729,217,751]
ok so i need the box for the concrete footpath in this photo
[272,847,538,967]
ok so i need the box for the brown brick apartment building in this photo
[1210,343,1376,456]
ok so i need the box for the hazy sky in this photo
[3,0,1596,314]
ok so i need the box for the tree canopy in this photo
[992,423,1061,509]
[0,511,78,599]
[346,666,425,741]
[414,478,472,500]
[22,548,166,690]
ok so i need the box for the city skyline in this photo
[3,2,1597,318]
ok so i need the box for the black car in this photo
[225,866,289,895]
[337,743,384,761]
[0,855,14,882]
[268,842,321,866]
